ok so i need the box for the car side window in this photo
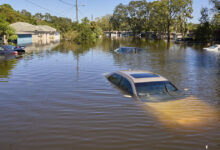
[165,82,178,92]
[108,73,122,86]
[120,77,133,94]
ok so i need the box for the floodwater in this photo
[0,38,220,150]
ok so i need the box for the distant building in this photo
[10,22,60,45]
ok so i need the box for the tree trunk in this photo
[3,35,8,45]
[167,22,170,42]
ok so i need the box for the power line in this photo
[25,0,66,16]
[58,0,86,22]
[78,8,85,19]
[59,0,74,6]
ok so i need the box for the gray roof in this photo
[10,22,56,34]
[116,70,168,83]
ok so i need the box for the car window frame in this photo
[164,81,178,93]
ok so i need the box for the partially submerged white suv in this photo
[106,70,183,101]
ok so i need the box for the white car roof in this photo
[115,70,168,83]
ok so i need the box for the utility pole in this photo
[75,0,85,23]
[76,0,78,22]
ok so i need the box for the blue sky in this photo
[0,0,213,23]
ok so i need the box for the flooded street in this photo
[0,38,220,150]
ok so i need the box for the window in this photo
[135,81,167,96]
[135,81,178,96]
[108,73,122,86]
[130,73,159,78]
[120,77,133,94]
[165,82,178,92]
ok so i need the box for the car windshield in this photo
[135,81,178,97]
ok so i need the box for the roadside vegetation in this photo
[0,0,219,44]
[0,4,102,43]
[96,0,219,42]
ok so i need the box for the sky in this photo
[0,0,213,23]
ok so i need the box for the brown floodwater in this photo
[0,38,220,150]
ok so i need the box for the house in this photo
[10,22,60,45]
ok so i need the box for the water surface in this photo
[0,38,220,150]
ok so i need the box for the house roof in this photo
[10,22,56,34]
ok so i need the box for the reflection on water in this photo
[0,56,18,81]
[0,38,220,150]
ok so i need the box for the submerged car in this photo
[203,44,220,52]
[106,70,183,101]
[106,70,219,126]
[1,45,25,54]
[114,47,144,54]
[106,70,218,127]
[0,45,18,55]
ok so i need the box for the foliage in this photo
[62,31,78,41]
[160,0,193,41]
[0,4,75,33]
[0,16,15,38]
[8,35,18,41]
[211,13,220,40]
[96,15,113,31]
[193,0,220,42]
[209,0,220,12]
[75,17,102,43]
[110,0,193,39]
[110,3,130,31]
[0,4,103,43]
[194,8,212,42]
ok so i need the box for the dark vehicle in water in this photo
[114,47,144,54]
[0,45,18,56]
[175,38,194,44]
[1,45,25,54]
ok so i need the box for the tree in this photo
[127,0,150,35]
[0,16,15,43]
[110,3,130,31]
[194,8,212,42]
[96,15,113,31]
[210,0,220,12]
[149,1,168,38]
[20,9,32,17]
[75,17,102,43]
[161,0,193,41]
